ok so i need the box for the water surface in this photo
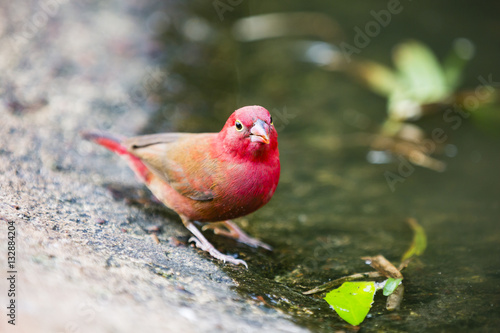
[147,1,500,331]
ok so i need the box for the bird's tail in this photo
[81,130,151,183]
[80,130,129,155]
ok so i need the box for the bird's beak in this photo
[250,119,270,144]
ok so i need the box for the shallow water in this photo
[147,1,500,331]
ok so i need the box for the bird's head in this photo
[219,105,278,159]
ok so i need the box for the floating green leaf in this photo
[324,281,376,326]
[470,102,500,136]
[383,278,403,296]
[387,40,457,120]
[393,40,449,103]
[443,38,475,90]
[401,218,427,261]
[354,61,398,97]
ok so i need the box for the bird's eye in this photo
[270,116,273,125]
[235,120,243,131]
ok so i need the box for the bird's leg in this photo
[202,220,273,251]
[181,217,248,268]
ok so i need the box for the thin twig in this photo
[386,284,404,311]
[361,255,403,279]
[303,271,382,295]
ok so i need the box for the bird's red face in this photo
[219,105,278,159]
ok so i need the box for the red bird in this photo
[82,106,280,267]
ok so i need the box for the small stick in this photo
[386,284,404,311]
[398,258,412,272]
[303,271,382,295]
[361,255,403,279]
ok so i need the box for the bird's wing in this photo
[124,133,217,201]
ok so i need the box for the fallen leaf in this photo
[383,278,403,296]
[401,218,427,261]
[324,281,376,326]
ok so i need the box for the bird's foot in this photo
[202,220,273,251]
[188,236,248,268]
[185,221,248,268]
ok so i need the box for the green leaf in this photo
[393,40,449,103]
[443,38,474,90]
[383,278,403,296]
[402,218,427,261]
[354,61,398,97]
[388,40,451,120]
[324,281,376,326]
[471,104,500,136]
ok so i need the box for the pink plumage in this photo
[82,106,280,267]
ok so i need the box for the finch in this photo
[82,105,280,267]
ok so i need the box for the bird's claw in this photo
[202,221,273,251]
[189,236,248,268]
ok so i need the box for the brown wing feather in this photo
[124,133,216,201]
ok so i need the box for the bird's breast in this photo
[206,157,280,220]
